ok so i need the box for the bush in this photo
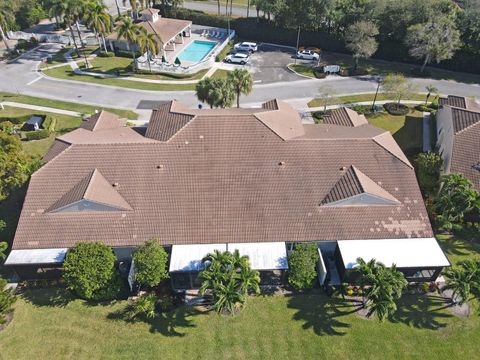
[383,102,410,115]
[25,129,50,141]
[63,242,121,300]
[115,50,141,58]
[351,105,374,115]
[0,115,32,125]
[98,51,115,57]
[0,277,16,324]
[414,152,443,196]
[132,239,169,288]
[42,115,57,132]
[288,243,319,290]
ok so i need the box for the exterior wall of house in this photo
[436,106,454,173]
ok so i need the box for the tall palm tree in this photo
[227,69,253,108]
[196,77,216,108]
[116,16,140,70]
[43,0,66,30]
[0,3,14,52]
[136,28,160,72]
[84,1,112,52]
[212,79,236,108]
[443,260,480,305]
[425,84,438,105]
[63,0,84,56]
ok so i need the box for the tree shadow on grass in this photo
[107,305,207,337]
[287,293,354,336]
[21,287,73,307]
[437,234,480,260]
[388,295,452,330]
[392,113,423,156]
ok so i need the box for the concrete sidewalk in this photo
[0,101,81,116]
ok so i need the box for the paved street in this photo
[1,43,480,112]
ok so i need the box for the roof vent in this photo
[278,161,285,166]
[472,163,480,172]
[156,164,164,170]
[112,182,119,187]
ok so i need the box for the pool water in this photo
[177,40,216,63]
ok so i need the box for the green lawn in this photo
[0,92,138,119]
[308,93,426,108]
[288,64,317,78]
[366,109,423,154]
[40,46,99,69]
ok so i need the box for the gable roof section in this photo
[324,107,368,127]
[321,166,399,206]
[146,101,196,141]
[254,99,305,140]
[451,107,480,134]
[372,132,412,168]
[43,139,71,162]
[80,111,125,132]
[138,17,191,43]
[440,95,480,112]
[48,169,132,213]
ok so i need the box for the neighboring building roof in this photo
[323,107,368,127]
[12,100,432,250]
[451,107,480,134]
[80,111,126,131]
[439,95,480,112]
[139,8,160,16]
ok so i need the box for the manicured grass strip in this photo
[308,93,426,108]
[133,68,210,81]
[0,92,138,119]
[210,69,231,79]
[288,64,317,78]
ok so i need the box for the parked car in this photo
[296,50,320,60]
[234,42,258,53]
[299,46,321,54]
[224,53,250,65]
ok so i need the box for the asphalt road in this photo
[1,43,480,112]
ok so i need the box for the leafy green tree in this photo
[414,152,443,196]
[132,239,169,289]
[356,258,407,321]
[116,16,140,70]
[227,69,253,108]
[136,28,161,73]
[424,84,438,105]
[345,20,379,71]
[288,243,319,290]
[443,260,480,305]
[381,73,415,104]
[435,173,479,231]
[405,16,462,74]
[0,276,16,324]
[63,242,121,300]
[0,2,15,52]
[83,1,112,52]
[199,250,260,314]
[457,0,480,49]
[0,220,7,258]
[0,132,29,201]
[196,78,235,109]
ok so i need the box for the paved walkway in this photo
[0,101,81,116]
[423,112,431,152]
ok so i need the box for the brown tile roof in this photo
[138,17,191,43]
[324,107,368,127]
[12,100,432,250]
[439,95,480,112]
[43,139,70,163]
[451,107,480,134]
[80,111,126,132]
[146,101,195,141]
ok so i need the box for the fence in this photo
[7,31,98,46]
[136,30,235,75]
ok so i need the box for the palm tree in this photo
[425,85,438,105]
[196,77,216,108]
[212,79,235,108]
[116,16,140,70]
[63,0,83,56]
[136,28,160,73]
[443,260,480,305]
[0,3,14,52]
[43,0,66,30]
[84,1,112,52]
[227,69,253,108]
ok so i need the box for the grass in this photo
[366,108,424,154]
[288,64,317,78]
[40,46,99,69]
[210,69,231,79]
[308,93,426,107]
[0,92,138,119]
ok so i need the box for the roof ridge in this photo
[372,132,412,168]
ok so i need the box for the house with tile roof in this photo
[5,101,450,287]
[436,95,480,191]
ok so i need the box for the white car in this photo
[296,50,320,60]
[234,42,258,53]
[224,53,250,65]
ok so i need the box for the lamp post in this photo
[294,26,300,65]
[371,78,382,112]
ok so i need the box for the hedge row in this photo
[25,129,50,141]
[0,114,32,125]
[172,9,480,75]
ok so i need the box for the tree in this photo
[116,16,140,70]
[199,250,260,314]
[136,28,160,72]
[443,260,480,305]
[132,239,169,288]
[405,16,462,74]
[425,84,438,105]
[317,85,338,113]
[0,218,7,258]
[435,173,479,231]
[0,132,29,201]
[345,20,379,71]
[287,243,319,290]
[83,1,112,52]
[227,69,253,108]
[43,0,67,30]
[381,73,415,104]
[356,257,407,321]
[196,78,235,109]
[457,0,480,50]
[63,0,84,56]
[414,152,443,196]
[0,2,15,52]
[0,276,16,325]
[63,242,121,300]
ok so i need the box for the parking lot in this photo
[225,43,318,84]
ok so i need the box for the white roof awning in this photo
[337,238,450,269]
[169,244,227,272]
[228,242,288,270]
[5,248,68,265]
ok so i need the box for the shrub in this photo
[98,51,115,57]
[63,242,121,300]
[288,243,319,290]
[0,277,16,324]
[415,104,434,112]
[430,98,439,110]
[42,115,57,132]
[115,50,141,58]
[0,115,32,125]
[125,293,157,320]
[132,239,169,289]
[383,102,410,115]
[414,152,443,196]
[25,129,50,141]
[351,105,374,115]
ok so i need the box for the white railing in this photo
[136,30,235,75]
[6,31,98,46]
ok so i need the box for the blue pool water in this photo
[177,40,216,63]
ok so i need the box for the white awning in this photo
[337,238,450,269]
[169,244,227,272]
[228,242,288,270]
[5,248,68,265]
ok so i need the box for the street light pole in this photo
[372,79,381,112]
[294,26,300,65]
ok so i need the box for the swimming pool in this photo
[177,40,216,63]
